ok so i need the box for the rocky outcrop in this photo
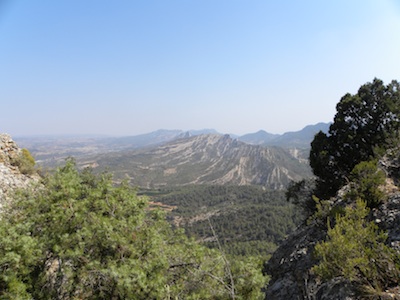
[263,211,360,299]
[0,134,39,211]
[264,155,400,300]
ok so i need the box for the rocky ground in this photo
[0,134,39,211]
[264,154,400,299]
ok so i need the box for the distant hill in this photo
[238,130,280,145]
[105,129,183,149]
[238,122,331,148]
[15,129,222,163]
[108,129,221,150]
[265,122,331,148]
[84,134,312,189]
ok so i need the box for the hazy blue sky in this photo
[1,1,400,136]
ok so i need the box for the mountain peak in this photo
[91,132,312,189]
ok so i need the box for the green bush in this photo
[0,159,268,299]
[312,200,400,291]
[347,160,386,208]
[11,148,36,175]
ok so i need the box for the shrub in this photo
[0,159,267,299]
[312,199,400,291]
[11,148,36,175]
[347,160,386,208]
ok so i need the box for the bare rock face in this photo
[264,154,400,300]
[0,133,39,211]
[0,134,21,165]
[263,215,359,299]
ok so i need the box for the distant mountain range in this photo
[106,122,331,149]
[104,122,330,150]
[14,122,329,189]
[237,122,330,148]
[103,129,221,150]
[82,133,313,189]
[15,122,330,163]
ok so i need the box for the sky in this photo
[1,0,400,137]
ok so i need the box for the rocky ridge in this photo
[264,154,400,299]
[88,134,312,189]
[0,134,39,211]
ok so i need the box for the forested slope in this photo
[143,185,303,256]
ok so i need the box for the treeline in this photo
[142,185,303,256]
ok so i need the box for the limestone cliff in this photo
[0,134,39,211]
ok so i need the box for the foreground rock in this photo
[0,134,39,211]
[264,157,400,299]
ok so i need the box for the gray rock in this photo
[0,133,39,212]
